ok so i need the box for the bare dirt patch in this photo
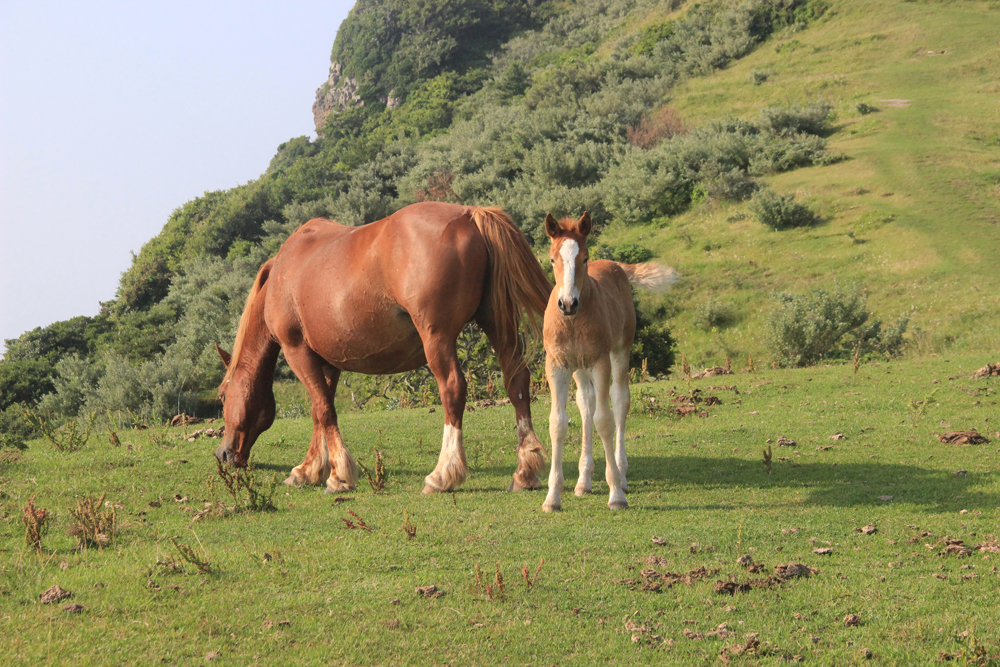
[937,430,990,445]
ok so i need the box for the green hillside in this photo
[2,0,999,434]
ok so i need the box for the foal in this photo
[542,213,678,512]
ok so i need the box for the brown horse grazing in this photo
[214,202,552,494]
[540,213,678,512]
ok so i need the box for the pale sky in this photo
[0,1,355,352]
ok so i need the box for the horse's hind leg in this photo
[609,349,631,493]
[282,347,357,491]
[475,314,546,491]
[421,335,469,493]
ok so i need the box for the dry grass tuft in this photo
[68,493,116,550]
[21,496,50,551]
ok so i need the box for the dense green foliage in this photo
[2,0,833,429]
[766,284,908,367]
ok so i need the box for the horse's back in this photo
[264,203,489,373]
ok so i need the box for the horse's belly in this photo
[304,304,427,374]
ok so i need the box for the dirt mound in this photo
[937,430,990,445]
[972,362,1000,378]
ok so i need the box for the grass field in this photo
[2,353,999,665]
[605,0,1000,366]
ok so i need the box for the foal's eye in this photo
[550,258,555,264]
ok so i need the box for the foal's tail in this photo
[470,207,551,349]
[617,262,680,293]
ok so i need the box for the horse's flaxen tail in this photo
[617,262,680,292]
[470,207,552,350]
[222,256,277,384]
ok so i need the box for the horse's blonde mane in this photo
[222,257,275,385]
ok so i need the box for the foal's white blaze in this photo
[558,239,580,306]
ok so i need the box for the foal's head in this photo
[544,212,592,316]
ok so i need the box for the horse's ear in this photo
[215,343,232,369]
[544,213,561,239]
[576,211,592,237]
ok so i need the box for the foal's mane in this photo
[222,257,276,386]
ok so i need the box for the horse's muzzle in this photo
[558,297,579,316]
[215,441,245,467]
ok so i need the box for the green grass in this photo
[2,354,999,665]
[608,0,1000,367]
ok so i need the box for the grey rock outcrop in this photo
[312,62,362,135]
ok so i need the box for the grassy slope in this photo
[608,0,1000,367]
[2,353,999,665]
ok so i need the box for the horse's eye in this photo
[550,258,555,264]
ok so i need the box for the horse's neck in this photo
[235,287,280,385]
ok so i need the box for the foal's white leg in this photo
[573,368,596,496]
[610,349,631,493]
[543,364,572,513]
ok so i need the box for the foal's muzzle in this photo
[558,297,579,315]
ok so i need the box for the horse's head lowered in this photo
[544,212,592,316]
[214,342,275,467]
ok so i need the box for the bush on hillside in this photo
[766,284,908,367]
[749,187,818,229]
[758,102,832,136]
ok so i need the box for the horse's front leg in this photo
[422,336,469,493]
[573,368,597,497]
[283,353,357,491]
[543,363,572,512]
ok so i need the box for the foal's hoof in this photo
[608,499,629,510]
[574,486,592,497]
[542,501,561,513]
[283,474,304,487]
[421,483,437,495]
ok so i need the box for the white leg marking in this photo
[423,424,468,493]
[573,368,596,497]
[592,356,616,496]
[543,365,572,512]
[610,350,631,497]
[325,430,357,493]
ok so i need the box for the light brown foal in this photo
[541,213,678,512]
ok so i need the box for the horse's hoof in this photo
[283,475,304,487]
[542,502,561,513]
[508,476,542,492]
[609,499,628,510]
[422,483,439,495]
[574,486,591,497]
[325,478,354,493]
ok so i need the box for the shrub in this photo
[750,69,770,85]
[856,102,878,115]
[766,284,907,367]
[749,187,818,230]
[627,107,685,149]
[758,102,832,136]
[694,298,737,330]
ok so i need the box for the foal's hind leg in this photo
[421,335,469,493]
[609,349,631,493]
[282,348,357,491]
[475,314,546,491]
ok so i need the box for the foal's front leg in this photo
[543,363,572,512]
[573,369,597,497]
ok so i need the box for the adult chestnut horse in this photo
[214,202,552,494]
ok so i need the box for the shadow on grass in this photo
[627,455,998,512]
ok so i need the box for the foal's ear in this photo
[576,211,592,237]
[544,213,562,239]
[214,343,232,369]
